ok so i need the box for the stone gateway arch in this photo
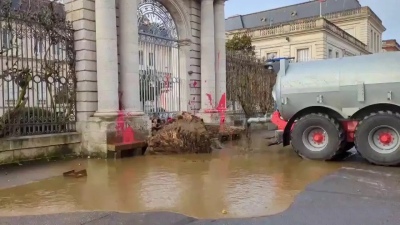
[64,0,227,155]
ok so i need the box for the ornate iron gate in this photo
[138,0,181,119]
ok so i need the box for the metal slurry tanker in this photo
[264,52,400,166]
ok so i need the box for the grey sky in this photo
[225,0,399,39]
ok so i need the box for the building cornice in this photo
[323,19,370,54]
[227,6,386,34]
[326,6,386,32]
[227,17,368,53]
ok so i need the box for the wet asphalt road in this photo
[1,166,400,225]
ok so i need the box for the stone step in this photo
[107,141,148,159]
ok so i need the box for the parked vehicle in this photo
[263,52,400,166]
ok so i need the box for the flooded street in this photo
[0,133,361,219]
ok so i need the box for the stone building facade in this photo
[382,39,400,52]
[225,0,385,61]
[64,0,227,155]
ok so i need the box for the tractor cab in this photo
[264,57,295,73]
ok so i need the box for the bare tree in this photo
[225,34,276,151]
[226,34,276,119]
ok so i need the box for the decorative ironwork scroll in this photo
[138,0,178,41]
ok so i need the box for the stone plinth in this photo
[80,115,151,158]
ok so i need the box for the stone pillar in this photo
[214,0,226,107]
[178,39,193,112]
[93,0,119,116]
[118,0,143,115]
[65,0,121,157]
[200,0,216,111]
[64,0,98,127]
[116,0,151,147]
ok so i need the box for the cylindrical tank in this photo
[273,51,400,120]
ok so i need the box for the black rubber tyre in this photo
[354,111,400,166]
[291,113,346,161]
[340,142,355,152]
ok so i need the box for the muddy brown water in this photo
[0,133,361,219]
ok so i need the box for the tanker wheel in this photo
[354,111,400,166]
[291,113,345,161]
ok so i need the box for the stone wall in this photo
[0,133,81,165]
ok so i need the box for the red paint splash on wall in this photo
[116,91,136,144]
[205,93,227,126]
[217,93,227,125]
[206,93,213,108]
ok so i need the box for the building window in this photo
[34,39,44,55]
[5,81,17,107]
[1,28,13,50]
[266,52,277,59]
[148,52,154,66]
[376,33,379,52]
[336,51,339,58]
[296,48,310,62]
[328,49,333,58]
[139,50,144,65]
[38,82,47,105]
[343,50,354,57]
[378,34,381,52]
[370,30,373,51]
[52,43,62,56]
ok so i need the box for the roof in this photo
[226,0,361,31]
[383,39,399,44]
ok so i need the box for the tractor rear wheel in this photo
[355,111,400,166]
[291,113,346,161]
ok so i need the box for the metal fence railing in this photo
[0,1,76,138]
[226,50,276,118]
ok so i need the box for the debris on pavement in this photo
[63,169,87,178]
[146,112,212,155]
